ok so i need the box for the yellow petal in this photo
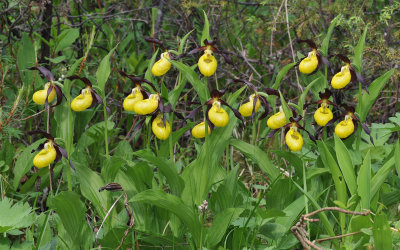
[152,115,171,140]
[198,53,217,77]
[299,53,318,74]
[314,107,333,126]
[267,111,286,129]
[285,129,303,152]
[33,147,57,168]
[239,95,261,117]
[208,105,229,127]
[123,91,144,111]
[71,91,93,111]
[191,121,211,138]
[334,119,355,138]
[133,95,159,115]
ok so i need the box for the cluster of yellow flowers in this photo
[30,36,371,170]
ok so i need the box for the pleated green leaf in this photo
[230,139,280,180]
[357,150,371,210]
[334,134,357,196]
[131,189,201,246]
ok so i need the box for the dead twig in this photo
[291,207,370,249]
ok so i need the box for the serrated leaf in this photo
[0,197,35,233]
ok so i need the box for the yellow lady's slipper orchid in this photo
[133,94,159,115]
[285,127,303,152]
[152,114,171,140]
[152,52,171,76]
[71,88,93,111]
[267,109,286,129]
[198,49,217,77]
[331,64,352,89]
[32,83,56,105]
[299,50,319,74]
[208,101,229,127]
[239,94,261,117]
[123,87,144,111]
[33,141,57,168]
[314,105,333,126]
[191,121,211,138]
[335,116,355,139]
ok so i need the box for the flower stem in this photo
[103,104,109,157]
[169,113,174,163]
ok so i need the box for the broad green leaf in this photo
[96,46,117,94]
[279,91,293,123]
[131,189,201,246]
[77,121,115,150]
[291,181,339,248]
[372,213,392,249]
[318,141,347,234]
[133,149,184,195]
[76,164,110,219]
[395,141,400,176]
[13,139,45,190]
[47,191,91,247]
[55,29,79,52]
[353,25,368,72]
[144,49,158,90]
[200,10,210,45]
[230,139,280,180]
[334,134,357,195]
[17,33,35,87]
[206,208,244,248]
[371,155,395,198]
[272,62,296,89]
[0,197,35,233]
[320,17,337,56]
[179,29,194,54]
[181,87,244,206]
[357,69,394,122]
[319,141,347,204]
[357,150,371,210]
[170,60,209,103]
[297,77,320,113]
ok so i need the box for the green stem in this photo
[103,104,109,157]
[169,113,174,163]
[323,126,327,141]
[147,119,151,150]
[154,137,159,156]
[251,117,257,145]
[356,82,363,151]
[303,162,310,238]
